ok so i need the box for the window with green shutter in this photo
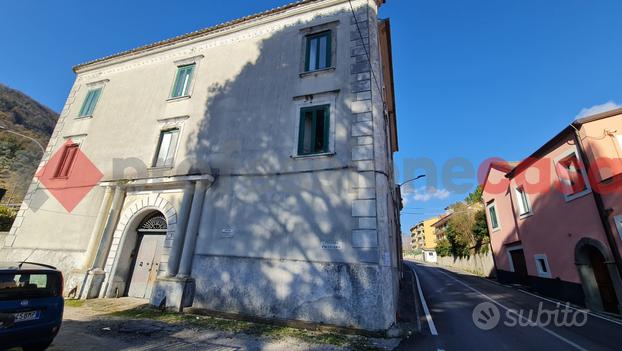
[305,31,332,72]
[298,105,330,156]
[171,64,195,98]
[78,88,102,117]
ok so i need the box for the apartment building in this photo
[1,0,400,331]
[482,109,622,314]
[410,217,439,262]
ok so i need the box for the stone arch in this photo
[574,237,622,313]
[102,193,178,297]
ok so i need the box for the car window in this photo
[0,272,61,300]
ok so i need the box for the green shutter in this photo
[298,105,330,155]
[322,105,330,153]
[79,88,102,117]
[171,64,195,97]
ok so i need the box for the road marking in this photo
[411,264,438,335]
[516,288,622,326]
[434,268,588,351]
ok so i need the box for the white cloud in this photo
[576,101,621,119]
[402,185,450,205]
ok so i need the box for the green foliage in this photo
[0,205,16,231]
[435,238,452,257]
[472,209,490,254]
[439,187,490,258]
[465,185,483,205]
[0,84,57,203]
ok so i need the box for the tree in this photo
[465,185,483,205]
[472,208,490,254]
[435,238,452,257]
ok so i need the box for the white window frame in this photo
[534,254,552,278]
[486,201,501,232]
[506,245,523,273]
[553,147,591,202]
[514,186,532,218]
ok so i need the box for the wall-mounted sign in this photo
[321,241,343,250]
[221,228,234,238]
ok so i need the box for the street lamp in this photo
[399,174,426,187]
[0,125,45,154]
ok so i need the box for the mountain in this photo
[0,84,58,204]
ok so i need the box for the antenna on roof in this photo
[18,250,37,269]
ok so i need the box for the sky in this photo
[2,0,622,233]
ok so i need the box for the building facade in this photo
[410,217,438,262]
[482,109,622,314]
[1,0,401,331]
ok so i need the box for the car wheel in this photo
[22,339,53,351]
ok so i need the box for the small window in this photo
[515,186,531,216]
[55,143,79,178]
[171,64,195,98]
[555,152,587,196]
[534,254,551,278]
[305,31,332,72]
[298,105,330,156]
[78,88,102,117]
[153,128,180,167]
[487,201,500,231]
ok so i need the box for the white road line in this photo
[411,264,438,335]
[434,268,588,351]
[516,288,622,326]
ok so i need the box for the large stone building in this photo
[1,0,400,331]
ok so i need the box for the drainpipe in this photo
[177,181,208,277]
[571,126,622,281]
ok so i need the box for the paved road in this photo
[399,261,622,351]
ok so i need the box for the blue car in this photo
[0,262,64,351]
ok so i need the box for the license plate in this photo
[13,310,40,322]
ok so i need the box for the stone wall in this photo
[190,254,394,331]
[435,251,496,277]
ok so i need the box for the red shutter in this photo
[55,144,79,178]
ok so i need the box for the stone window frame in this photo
[291,91,338,159]
[299,20,339,77]
[54,134,88,179]
[76,79,109,119]
[149,116,189,170]
[167,55,204,102]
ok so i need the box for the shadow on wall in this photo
[179,7,393,330]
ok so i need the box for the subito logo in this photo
[35,139,103,212]
[472,302,501,330]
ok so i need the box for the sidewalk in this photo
[45,298,401,351]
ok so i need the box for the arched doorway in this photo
[127,212,167,299]
[575,238,621,313]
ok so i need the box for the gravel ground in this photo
[43,298,400,351]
